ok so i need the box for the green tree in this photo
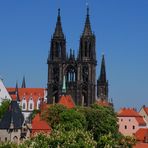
[59,109,86,131]
[75,104,118,141]
[97,133,118,148]
[19,129,96,148]
[43,104,67,128]
[0,100,10,119]
[118,135,136,148]
[0,141,17,148]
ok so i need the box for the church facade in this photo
[47,8,109,106]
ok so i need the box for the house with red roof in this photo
[139,105,148,126]
[118,108,147,136]
[31,113,51,136]
[133,128,148,148]
[7,87,47,121]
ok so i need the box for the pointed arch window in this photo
[30,103,32,110]
[22,103,26,110]
[37,98,41,110]
[66,66,76,82]
[28,98,34,111]
[22,97,27,110]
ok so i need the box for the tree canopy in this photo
[0,100,10,119]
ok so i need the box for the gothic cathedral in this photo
[47,8,109,106]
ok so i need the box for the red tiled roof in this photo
[7,88,45,109]
[134,128,148,142]
[135,117,146,126]
[58,95,75,109]
[118,108,140,117]
[134,142,148,148]
[96,99,112,107]
[31,113,51,135]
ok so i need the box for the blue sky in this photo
[0,0,148,110]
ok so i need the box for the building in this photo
[0,101,30,143]
[118,108,146,136]
[7,87,47,121]
[47,8,109,106]
[0,78,11,105]
[139,105,148,125]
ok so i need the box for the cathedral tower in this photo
[47,8,97,106]
[77,7,97,106]
[97,54,108,101]
[47,9,66,103]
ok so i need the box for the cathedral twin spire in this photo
[53,7,93,38]
[53,9,64,38]
[83,7,93,36]
[47,7,109,105]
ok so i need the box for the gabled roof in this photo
[134,128,148,142]
[118,108,140,117]
[0,101,24,129]
[58,95,75,109]
[31,113,51,134]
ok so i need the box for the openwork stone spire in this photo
[99,54,106,82]
[53,8,64,38]
[21,76,26,88]
[83,7,92,36]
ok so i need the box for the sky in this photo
[0,0,148,111]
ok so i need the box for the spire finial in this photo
[22,76,26,88]
[53,8,64,37]
[83,4,92,36]
[86,4,89,16]
[58,8,60,16]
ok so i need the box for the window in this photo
[121,119,123,122]
[5,137,7,142]
[37,99,41,110]
[22,103,26,110]
[30,103,32,110]
[66,66,76,82]
[133,126,135,129]
[125,125,127,129]
[129,119,131,122]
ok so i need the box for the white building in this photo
[0,78,11,105]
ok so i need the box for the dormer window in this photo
[22,98,27,110]
[22,103,26,110]
[37,98,41,110]
[30,103,32,110]
[28,99,34,111]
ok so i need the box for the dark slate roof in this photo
[0,101,24,129]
